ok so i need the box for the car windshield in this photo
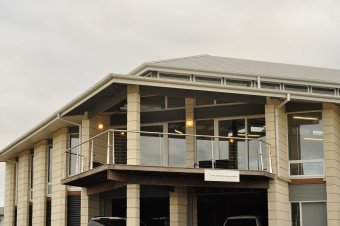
[88,218,126,226]
[225,218,257,226]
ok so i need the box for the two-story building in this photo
[1,55,339,226]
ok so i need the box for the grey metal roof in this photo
[134,54,340,85]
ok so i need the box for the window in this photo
[195,76,222,84]
[68,130,80,176]
[225,79,252,87]
[167,96,185,108]
[47,143,52,195]
[261,82,281,90]
[196,117,266,170]
[159,73,191,81]
[285,84,308,92]
[141,96,165,111]
[288,112,324,177]
[312,87,335,95]
[30,151,34,201]
[291,202,327,226]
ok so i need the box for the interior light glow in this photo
[186,120,193,127]
[120,131,125,136]
[293,116,319,121]
[304,137,323,141]
[174,129,183,134]
[98,123,104,130]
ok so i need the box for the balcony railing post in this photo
[112,130,115,164]
[90,139,94,170]
[258,141,264,171]
[107,130,110,164]
[268,145,273,173]
[211,137,214,169]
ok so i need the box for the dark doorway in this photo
[197,188,268,226]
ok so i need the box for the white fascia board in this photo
[111,74,340,103]
[0,75,116,158]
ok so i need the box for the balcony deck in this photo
[62,164,275,195]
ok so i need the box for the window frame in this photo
[290,200,327,226]
[287,110,325,179]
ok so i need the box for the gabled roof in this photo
[130,54,340,85]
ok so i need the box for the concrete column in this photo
[323,103,340,226]
[51,128,68,226]
[127,84,140,165]
[4,160,16,226]
[80,191,100,225]
[17,150,31,226]
[127,184,140,226]
[265,98,290,226]
[170,187,187,226]
[185,98,195,167]
[126,85,141,226]
[32,140,48,225]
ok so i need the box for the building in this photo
[0,207,4,226]
[0,54,339,226]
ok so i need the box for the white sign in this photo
[204,169,240,182]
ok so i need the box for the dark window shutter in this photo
[67,195,81,226]
[46,201,51,226]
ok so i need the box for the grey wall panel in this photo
[289,184,326,202]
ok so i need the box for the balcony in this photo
[64,129,272,176]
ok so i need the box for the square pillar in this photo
[17,150,31,226]
[170,187,188,226]
[32,140,48,225]
[265,98,290,226]
[127,184,140,226]
[51,128,68,226]
[80,191,100,226]
[4,160,16,226]
[127,85,140,165]
[185,98,195,167]
[323,103,340,226]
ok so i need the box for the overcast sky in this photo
[1,0,340,206]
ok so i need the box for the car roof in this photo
[227,215,259,220]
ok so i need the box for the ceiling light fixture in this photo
[293,116,319,121]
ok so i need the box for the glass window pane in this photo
[159,73,191,81]
[141,96,165,111]
[261,82,281,90]
[141,125,164,166]
[167,96,185,108]
[168,122,186,167]
[226,79,252,87]
[196,120,214,164]
[196,98,215,106]
[219,119,246,169]
[248,118,266,170]
[195,76,222,84]
[69,134,80,176]
[285,84,308,92]
[291,203,301,226]
[114,130,127,164]
[290,162,324,176]
[288,112,323,161]
[302,202,327,226]
[312,87,335,95]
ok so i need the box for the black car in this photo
[88,217,146,226]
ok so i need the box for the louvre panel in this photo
[67,195,81,226]
[29,204,32,226]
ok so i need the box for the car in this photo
[88,217,146,226]
[223,215,262,226]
